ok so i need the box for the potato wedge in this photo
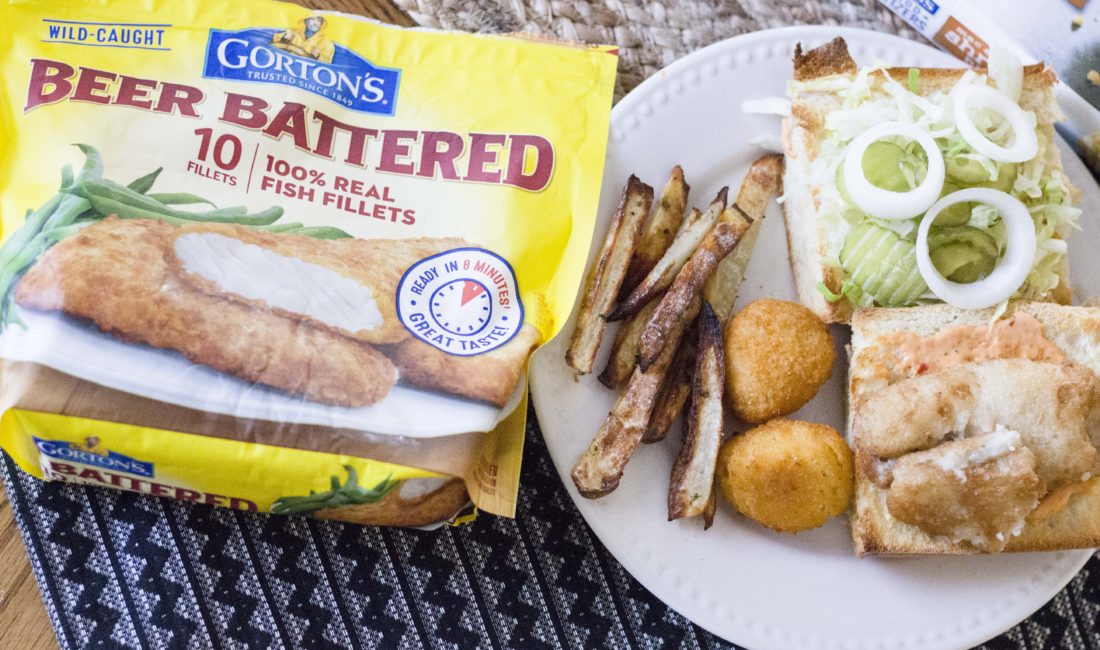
[703,484,717,530]
[598,298,659,389]
[621,166,689,295]
[566,176,653,374]
[609,188,726,321]
[571,297,701,498]
[704,219,761,324]
[668,301,725,522]
[643,322,695,443]
[677,207,703,236]
[704,154,783,322]
[637,206,752,370]
[732,153,784,218]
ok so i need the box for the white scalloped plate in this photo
[530,26,1099,650]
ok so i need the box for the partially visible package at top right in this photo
[881,0,1100,172]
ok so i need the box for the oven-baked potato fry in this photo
[566,176,653,374]
[703,485,717,530]
[677,207,704,236]
[638,206,752,370]
[621,166,689,295]
[732,154,784,218]
[668,302,725,522]
[610,189,726,321]
[643,322,696,443]
[598,299,659,389]
[704,154,783,322]
[571,297,701,498]
[703,219,761,324]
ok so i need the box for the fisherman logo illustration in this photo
[271,15,335,63]
[397,248,524,356]
[71,436,105,455]
[203,14,401,114]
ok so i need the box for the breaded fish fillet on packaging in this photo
[0,0,617,526]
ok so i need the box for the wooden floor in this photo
[0,487,56,650]
[0,1,408,647]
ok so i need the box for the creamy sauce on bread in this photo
[887,313,1064,377]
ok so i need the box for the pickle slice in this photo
[839,223,927,306]
[930,159,1017,231]
[945,156,989,184]
[929,242,996,283]
[837,140,910,202]
[867,237,912,297]
[861,141,910,192]
[929,225,998,259]
[927,226,999,283]
[893,263,931,304]
[841,224,892,290]
[932,181,973,227]
[976,162,1018,193]
[931,241,976,277]
[946,156,1018,192]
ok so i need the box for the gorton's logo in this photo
[33,436,154,478]
[203,15,401,115]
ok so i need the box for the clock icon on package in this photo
[396,247,524,357]
[430,279,492,336]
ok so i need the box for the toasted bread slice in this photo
[783,38,1074,324]
[849,302,1100,555]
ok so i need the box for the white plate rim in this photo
[531,25,1095,650]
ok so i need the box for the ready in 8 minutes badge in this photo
[396,248,523,356]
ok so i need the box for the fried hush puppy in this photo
[724,299,834,423]
[717,419,853,533]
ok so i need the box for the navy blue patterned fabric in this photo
[2,402,1098,649]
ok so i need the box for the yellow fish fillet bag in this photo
[0,0,617,526]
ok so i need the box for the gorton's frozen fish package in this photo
[0,0,617,525]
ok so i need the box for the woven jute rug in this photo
[391,0,924,96]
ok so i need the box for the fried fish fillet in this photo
[885,431,1044,552]
[853,359,1098,492]
[382,324,541,406]
[15,217,398,407]
[167,222,465,345]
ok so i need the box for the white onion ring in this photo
[916,188,1036,309]
[953,84,1037,163]
[842,121,945,220]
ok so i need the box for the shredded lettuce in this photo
[816,281,845,302]
[954,152,1000,180]
[1013,128,1049,199]
[988,299,1011,325]
[968,203,1001,229]
[816,280,872,307]
[868,216,917,239]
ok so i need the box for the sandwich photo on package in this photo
[0,0,618,526]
